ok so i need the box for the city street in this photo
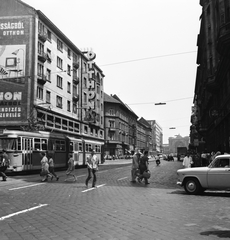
[0,159,230,240]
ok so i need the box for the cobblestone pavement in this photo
[0,160,230,240]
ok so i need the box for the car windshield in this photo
[209,157,230,168]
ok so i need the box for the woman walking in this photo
[65,153,77,182]
[48,154,59,181]
[40,152,52,182]
[137,150,150,185]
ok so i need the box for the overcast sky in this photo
[22,0,201,144]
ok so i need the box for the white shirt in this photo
[183,156,193,168]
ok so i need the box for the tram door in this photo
[22,138,33,170]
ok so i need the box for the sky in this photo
[22,0,201,144]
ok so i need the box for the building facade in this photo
[104,93,138,157]
[191,0,230,153]
[147,120,163,154]
[0,0,105,158]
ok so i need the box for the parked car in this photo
[177,154,230,194]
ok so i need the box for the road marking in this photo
[77,174,86,178]
[98,170,108,174]
[9,183,46,191]
[117,177,128,181]
[0,204,48,221]
[82,184,106,192]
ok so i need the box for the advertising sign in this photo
[0,16,31,123]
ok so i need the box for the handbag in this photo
[142,170,151,179]
[40,169,48,176]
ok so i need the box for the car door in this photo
[207,157,230,189]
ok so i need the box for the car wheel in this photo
[184,178,201,195]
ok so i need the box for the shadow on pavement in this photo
[200,230,230,238]
[170,189,230,197]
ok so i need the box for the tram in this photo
[0,129,103,172]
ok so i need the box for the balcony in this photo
[38,51,47,63]
[73,77,79,85]
[37,73,47,85]
[72,61,79,70]
[217,22,230,55]
[109,127,116,132]
[38,31,48,42]
[72,94,79,102]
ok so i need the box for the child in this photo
[65,154,77,182]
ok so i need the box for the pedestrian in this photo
[85,149,99,188]
[130,148,140,183]
[48,154,59,181]
[137,150,150,185]
[65,153,77,182]
[0,149,10,181]
[40,152,52,182]
[182,154,193,168]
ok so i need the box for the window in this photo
[57,56,63,69]
[46,90,51,103]
[47,48,52,63]
[84,77,87,88]
[73,102,78,114]
[37,63,44,76]
[67,64,71,76]
[37,86,43,100]
[57,39,63,52]
[74,123,80,133]
[67,82,71,93]
[73,85,78,96]
[67,48,71,59]
[46,68,51,82]
[109,108,115,116]
[47,29,51,41]
[84,125,88,134]
[56,96,62,108]
[57,75,63,88]
[62,119,68,130]
[55,140,65,151]
[67,100,71,112]
[38,42,44,55]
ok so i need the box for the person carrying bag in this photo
[137,150,150,185]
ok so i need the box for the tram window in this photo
[79,143,82,151]
[18,137,21,150]
[56,140,66,151]
[41,139,48,150]
[0,138,17,150]
[74,142,78,150]
[34,138,41,150]
[48,139,55,151]
[85,144,89,152]
[69,142,73,152]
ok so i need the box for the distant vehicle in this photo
[177,147,187,161]
[177,154,230,194]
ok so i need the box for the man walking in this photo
[0,149,10,181]
[85,149,99,188]
[131,148,140,183]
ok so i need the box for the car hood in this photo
[177,167,209,174]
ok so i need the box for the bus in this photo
[0,129,103,172]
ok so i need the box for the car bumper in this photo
[177,181,183,186]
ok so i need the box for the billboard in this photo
[0,16,32,124]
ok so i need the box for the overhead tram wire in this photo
[127,97,193,106]
[99,51,197,67]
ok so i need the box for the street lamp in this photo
[169,127,176,129]
[12,48,25,76]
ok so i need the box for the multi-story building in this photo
[147,120,163,154]
[138,117,152,153]
[0,0,104,167]
[104,93,138,157]
[191,0,230,153]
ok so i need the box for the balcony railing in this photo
[38,51,47,63]
[37,73,47,85]
[72,94,79,102]
[38,31,48,42]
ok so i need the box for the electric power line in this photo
[100,51,197,67]
[128,97,193,105]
